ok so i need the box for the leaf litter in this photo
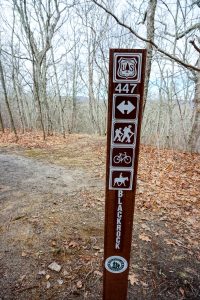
[0,131,200,299]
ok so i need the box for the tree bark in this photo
[0,54,18,140]
[12,70,25,132]
[11,4,25,133]
[0,107,4,132]
[33,61,46,139]
[72,66,77,133]
[51,47,66,137]
[188,56,200,152]
[143,0,157,111]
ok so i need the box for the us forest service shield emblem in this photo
[113,53,142,82]
[117,57,137,79]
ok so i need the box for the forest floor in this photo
[0,131,199,300]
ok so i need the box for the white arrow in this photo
[117,101,135,114]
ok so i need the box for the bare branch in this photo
[190,39,200,53]
[1,48,32,61]
[162,23,200,40]
[177,23,200,40]
[91,0,200,72]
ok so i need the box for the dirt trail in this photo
[0,152,103,196]
[0,150,104,300]
[0,136,199,300]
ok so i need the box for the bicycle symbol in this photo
[113,152,132,164]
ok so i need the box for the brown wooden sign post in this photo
[103,49,146,300]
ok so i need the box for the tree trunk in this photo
[50,47,66,137]
[41,57,52,136]
[71,63,77,133]
[33,61,46,139]
[17,83,28,129]
[88,57,97,131]
[11,5,25,133]
[0,55,18,140]
[0,107,4,132]
[188,57,200,152]
[12,71,25,133]
[143,0,157,112]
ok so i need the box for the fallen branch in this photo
[16,285,39,293]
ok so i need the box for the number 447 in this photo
[115,83,137,94]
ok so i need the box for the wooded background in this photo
[0,0,199,152]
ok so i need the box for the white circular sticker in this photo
[105,256,128,273]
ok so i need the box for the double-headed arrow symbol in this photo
[117,100,135,114]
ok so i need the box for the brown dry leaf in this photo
[76,280,83,289]
[96,197,104,202]
[164,239,176,246]
[141,223,151,231]
[94,270,103,277]
[186,216,196,225]
[137,187,144,194]
[186,237,198,247]
[179,287,185,297]
[19,275,26,282]
[128,273,139,286]
[80,255,94,262]
[139,234,151,242]
[69,241,79,248]
[173,239,183,246]
[93,246,100,250]
[141,281,148,287]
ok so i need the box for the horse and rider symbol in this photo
[114,172,129,187]
[111,171,132,189]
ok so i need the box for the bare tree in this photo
[13,0,67,139]
[91,0,200,151]
[10,6,26,132]
[0,48,18,140]
[0,0,199,152]
[50,46,66,137]
[188,40,200,151]
[91,0,200,72]
[143,0,157,110]
[0,105,4,133]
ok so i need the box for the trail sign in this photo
[117,100,135,115]
[114,95,139,120]
[104,49,146,300]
